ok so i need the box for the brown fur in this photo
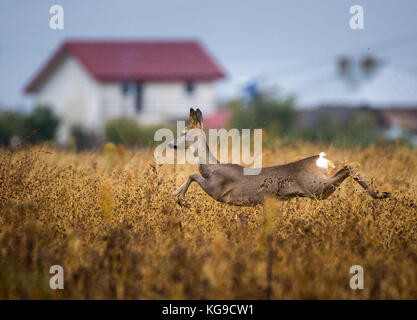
[171,109,390,206]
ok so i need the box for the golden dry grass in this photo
[0,143,416,299]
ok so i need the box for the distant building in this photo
[24,40,225,144]
[378,108,417,144]
[297,105,417,144]
[297,105,374,128]
[285,56,417,144]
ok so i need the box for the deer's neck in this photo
[192,134,218,174]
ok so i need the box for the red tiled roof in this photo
[25,40,226,93]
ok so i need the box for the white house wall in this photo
[34,55,101,145]
[100,81,216,124]
[141,82,216,123]
[100,82,136,119]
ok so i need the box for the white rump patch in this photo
[316,152,329,169]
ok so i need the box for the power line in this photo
[255,30,417,79]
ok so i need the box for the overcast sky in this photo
[1,0,417,108]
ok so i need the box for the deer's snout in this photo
[168,143,177,149]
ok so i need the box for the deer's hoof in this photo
[376,191,390,199]
[176,198,190,208]
[380,191,390,199]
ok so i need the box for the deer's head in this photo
[168,108,204,150]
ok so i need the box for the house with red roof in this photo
[25,40,225,144]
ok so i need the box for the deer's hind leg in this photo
[317,166,352,199]
[351,171,390,199]
[318,166,390,200]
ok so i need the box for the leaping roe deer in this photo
[169,108,390,206]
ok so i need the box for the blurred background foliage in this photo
[229,91,297,142]
[227,90,394,149]
[296,111,381,148]
[104,119,165,148]
[0,92,413,150]
[0,111,24,146]
[22,105,60,143]
[0,105,59,146]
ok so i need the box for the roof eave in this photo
[24,43,68,93]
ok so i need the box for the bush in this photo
[297,111,381,147]
[227,89,384,148]
[229,91,297,138]
[70,125,101,151]
[22,105,60,143]
[104,119,141,147]
[345,112,381,147]
[0,112,24,146]
[104,119,162,147]
[228,90,298,148]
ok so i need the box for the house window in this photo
[185,81,196,95]
[121,81,143,113]
[122,81,135,96]
[135,82,143,112]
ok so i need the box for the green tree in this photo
[104,119,162,147]
[346,111,380,147]
[22,105,60,143]
[298,111,381,147]
[229,90,297,139]
[104,119,141,146]
[0,112,24,146]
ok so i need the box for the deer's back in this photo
[199,154,331,205]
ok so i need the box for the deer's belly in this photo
[209,182,264,205]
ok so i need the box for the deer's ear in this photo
[189,108,199,127]
[196,108,203,126]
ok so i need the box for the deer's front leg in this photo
[173,174,209,202]
[173,180,189,196]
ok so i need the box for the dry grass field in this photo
[0,143,416,299]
